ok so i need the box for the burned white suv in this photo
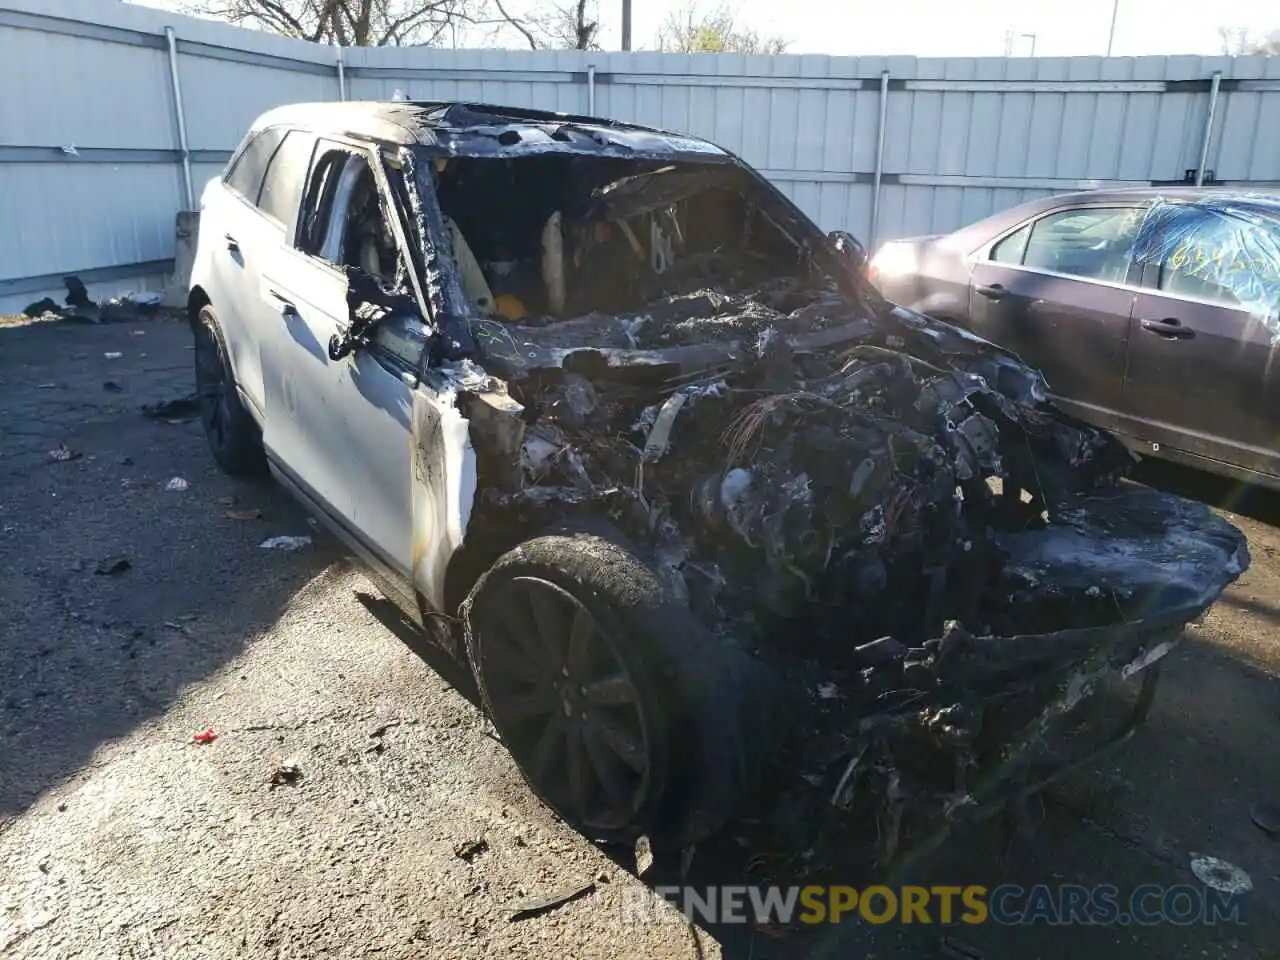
[188,101,1247,867]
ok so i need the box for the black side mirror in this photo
[828,230,868,273]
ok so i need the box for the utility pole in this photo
[1022,32,1036,56]
[621,0,632,50]
[1105,0,1120,56]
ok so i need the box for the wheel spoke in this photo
[501,686,556,723]
[589,709,646,773]
[566,722,591,817]
[495,600,546,665]
[566,606,594,678]
[525,585,567,666]
[485,637,545,684]
[582,724,631,811]
[529,711,567,781]
[581,672,635,707]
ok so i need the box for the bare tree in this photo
[182,0,487,46]
[1219,25,1280,56]
[655,2,787,55]
[1246,29,1280,55]
[491,0,600,50]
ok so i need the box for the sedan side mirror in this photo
[828,230,868,274]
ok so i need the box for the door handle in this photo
[976,283,1007,301]
[1140,317,1195,340]
[224,233,240,254]
[269,289,297,316]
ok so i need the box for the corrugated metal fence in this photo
[3,0,1280,312]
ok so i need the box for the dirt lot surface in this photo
[2,313,1279,959]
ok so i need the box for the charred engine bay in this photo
[454,274,1247,864]
[468,274,1242,661]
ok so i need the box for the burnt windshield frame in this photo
[406,145,884,350]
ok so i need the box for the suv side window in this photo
[1021,207,1144,283]
[298,145,428,368]
[258,131,316,233]
[224,127,286,204]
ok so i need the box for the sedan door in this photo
[966,205,1146,427]
[257,140,433,605]
[1124,209,1280,477]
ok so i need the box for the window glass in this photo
[1159,217,1280,310]
[1022,207,1143,283]
[298,150,350,255]
[224,127,286,204]
[258,131,316,230]
[990,223,1031,264]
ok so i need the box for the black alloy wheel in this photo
[477,575,652,833]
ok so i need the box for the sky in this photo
[129,0,1280,57]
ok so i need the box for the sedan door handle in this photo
[1140,317,1195,340]
[269,289,297,315]
[224,233,240,253]
[976,283,1007,300]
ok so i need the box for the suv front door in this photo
[1125,206,1280,478]
[257,141,433,607]
[967,205,1146,430]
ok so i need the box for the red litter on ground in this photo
[191,727,218,745]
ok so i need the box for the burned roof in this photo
[249,100,731,161]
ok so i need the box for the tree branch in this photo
[490,0,541,50]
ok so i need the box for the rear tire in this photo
[462,530,768,845]
[193,304,264,477]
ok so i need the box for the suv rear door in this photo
[207,126,290,417]
[967,204,1146,429]
[1125,206,1280,477]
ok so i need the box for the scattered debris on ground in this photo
[47,444,80,463]
[453,837,489,862]
[23,279,163,325]
[225,508,263,521]
[165,477,190,492]
[259,535,312,552]
[1190,855,1253,894]
[506,881,596,921]
[142,394,200,421]
[94,556,131,576]
[1250,800,1280,838]
[190,727,218,746]
[269,757,303,788]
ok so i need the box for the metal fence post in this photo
[869,69,890,249]
[164,25,195,210]
[1195,71,1222,187]
[336,45,347,101]
[587,64,596,115]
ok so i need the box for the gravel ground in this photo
[1,313,1278,959]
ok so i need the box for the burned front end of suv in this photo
[370,117,1249,867]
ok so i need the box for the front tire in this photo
[462,531,767,845]
[193,304,264,477]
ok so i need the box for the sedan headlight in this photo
[868,241,918,283]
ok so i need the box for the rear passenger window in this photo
[1022,207,1143,283]
[258,132,316,231]
[1159,218,1280,311]
[224,127,286,204]
[990,223,1031,264]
